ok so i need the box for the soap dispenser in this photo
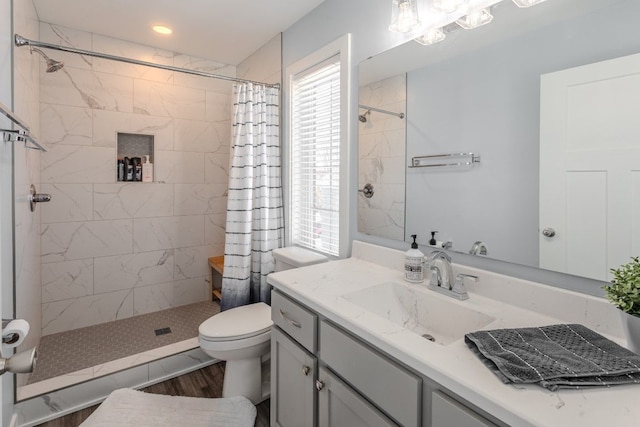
[429,231,438,246]
[405,234,425,283]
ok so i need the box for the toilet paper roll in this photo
[2,319,30,349]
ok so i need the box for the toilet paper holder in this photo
[1,318,37,375]
[2,318,29,347]
[2,320,20,344]
[2,333,20,345]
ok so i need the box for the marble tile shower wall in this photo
[38,24,235,336]
[358,74,406,241]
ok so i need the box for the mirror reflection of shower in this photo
[29,47,64,73]
[358,104,405,121]
[357,75,407,242]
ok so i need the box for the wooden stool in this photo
[208,256,224,302]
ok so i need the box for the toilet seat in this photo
[199,302,273,342]
[199,329,271,353]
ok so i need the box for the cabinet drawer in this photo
[320,321,421,427]
[272,291,317,353]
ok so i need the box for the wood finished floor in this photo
[35,362,269,427]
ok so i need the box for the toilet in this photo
[198,247,328,404]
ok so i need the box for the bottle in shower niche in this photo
[405,234,424,283]
[117,158,124,181]
[133,157,142,181]
[124,157,134,181]
[142,155,153,182]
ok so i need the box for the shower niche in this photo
[117,133,154,182]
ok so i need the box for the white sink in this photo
[342,282,496,345]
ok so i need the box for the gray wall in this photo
[406,0,640,267]
[282,0,639,296]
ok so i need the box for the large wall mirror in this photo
[358,0,640,282]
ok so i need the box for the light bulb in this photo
[414,28,446,46]
[152,25,173,35]
[512,0,548,7]
[432,0,469,14]
[456,8,493,30]
[389,0,421,33]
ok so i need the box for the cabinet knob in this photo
[302,366,310,376]
[542,228,556,238]
[315,380,325,391]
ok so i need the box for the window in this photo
[286,35,351,258]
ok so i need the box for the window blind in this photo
[290,55,341,256]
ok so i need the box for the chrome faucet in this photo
[469,241,488,256]
[426,250,453,290]
[426,250,478,301]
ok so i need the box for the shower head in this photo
[30,47,64,73]
[359,110,371,123]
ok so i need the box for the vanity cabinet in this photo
[430,391,495,427]
[320,320,420,427]
[317,367,396,427]
[271,327,316,427]
[271,290,503,427]
[271,291,318,427]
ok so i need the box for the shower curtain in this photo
[220,83,284,311]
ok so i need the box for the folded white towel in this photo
[79,389,257,427]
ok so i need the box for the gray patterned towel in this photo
[465,324,640,391]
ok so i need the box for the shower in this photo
[359,110,371,123]
[29,47,64,73]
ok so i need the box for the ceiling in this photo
[32,0,325,65]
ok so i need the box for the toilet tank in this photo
[273,247,328,272]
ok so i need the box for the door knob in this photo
[542,228,556,238]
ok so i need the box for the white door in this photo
[540,53,640,281]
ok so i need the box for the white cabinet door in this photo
[540,52,640,280]
[271,328,317,427]
[317,367,397,427]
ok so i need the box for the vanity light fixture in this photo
[456,8,493,29]
[389,0,421,33]
[414,28,446,46]
[512,0,548,7]
[432,0,469,14]
[152,25,173,35]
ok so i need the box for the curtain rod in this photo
[14,34,280,89]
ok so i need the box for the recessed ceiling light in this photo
[152,25,173,35]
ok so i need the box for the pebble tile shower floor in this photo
[28,301,220,384]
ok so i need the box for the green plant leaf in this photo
[603,257,640,316]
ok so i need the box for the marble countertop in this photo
[267,241,639,427]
